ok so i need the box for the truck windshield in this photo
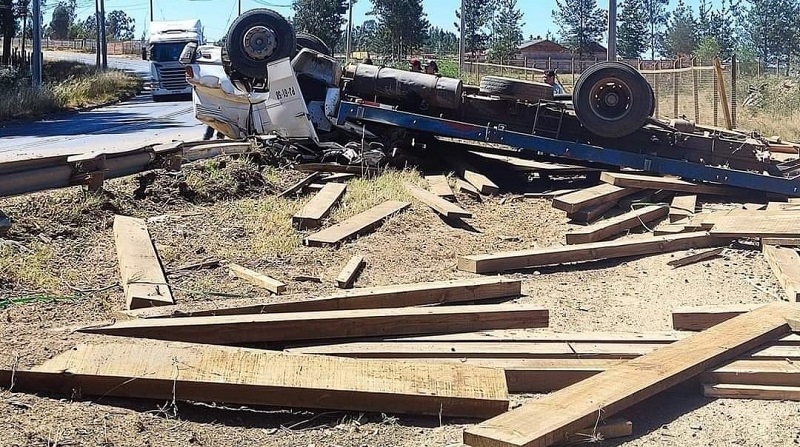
[149,42,189,62]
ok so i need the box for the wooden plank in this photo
[667,247,725,268]
[565,205,669,244]
[228,263,286,294]
[335,255,366,289]
[80,304,549,344]
[3,341,509,419]
[279,172,320,198]
[552,183,639,213]
[321,173,356,182]
[459,232,729,274]
[708,211,800,238]
[292,182,347,230]
[566,200,616,223]
[113,215,174,310]
[702,383,800,401]
[447,156,500,195]
[468,151,598,173]
[304,200,410,247]
[425,175,456,200]
[462,303,799,447]
[703,359,800,387]
[404,181,471,218]
[388,330,689,343]
[669,195,697,222]
[601,172,738,196]
[763,244,800,301]
[653,222,692,236]
[762,237,800,246]
[124,277,523,318]
[672,304,762,331]
[457,178,482,198]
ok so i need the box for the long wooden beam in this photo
[292,182,347,229]
[304,200,410,247]
[552,183,638,213]
[565,205,668,244]
[123,277,523,318]
[462,302,799,447]
[669,195,697,222]
[763,244,800,301]
[672,304,762,331]
[1,342,509,419]
[600,172,738,196]
[404,181,471,218]
[459,232,729,274]
[81,304,549,344]
[113,215,174,310]
[702,383,800,401]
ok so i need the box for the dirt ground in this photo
[0,157,798,447]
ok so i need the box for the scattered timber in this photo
[552,183,639,213]
[459,232,729,274]
[228,263,286,294]
[447,157,500,195]
[667,247,725,268]
[708,211,800,238]
[304,200,410,247]
[463,303,800,447]
[404,181,471,218]
[565,205,669,244]
[762,244,800,301]
[0,341,509,419]
[672,304,762,331]
[80,304,549,344]
[669,195,697,222]
[425,175,455,200]
[112,215,174,310]
[278,172,320,198]
[292,182,347,229]
[122,277,522,318]
[335,255,366,289]
[702,383,800,401]
[456,178,482,198]
[600,172,739,196]
[566,200,617,223]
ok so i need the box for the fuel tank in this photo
[344,63,463,110]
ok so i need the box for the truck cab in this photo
[142,19,204,101]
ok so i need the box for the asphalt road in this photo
[0,51,206,163]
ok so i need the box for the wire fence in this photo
[0,38,143,59]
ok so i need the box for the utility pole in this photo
[95,0,101,67]
[100,0,107,69]
[345,0,353,61]
[608,0,617,61]
[238,0,241,16]
[150,0,154,22]
[32,0,42,88]
[458,0,465,75]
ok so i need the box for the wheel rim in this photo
[588,77,633,122]
[242,25,277,60]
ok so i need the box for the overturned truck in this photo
[182,8,800,196]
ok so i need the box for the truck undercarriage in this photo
[183,9,799,196]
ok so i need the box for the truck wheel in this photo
[479,76,554,102]
[572,61,653,139]
[296,32,331,56]
[225,9,296,79]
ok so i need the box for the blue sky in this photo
[54,0,715,42]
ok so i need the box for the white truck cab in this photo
[142,19,204,100]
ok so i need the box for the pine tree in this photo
[617,0,647,59]
[292,0,347,51]
[370,0,429,59]
[490,0,524,63]
[553,0,606,60]
[696,0,741,59]
[641,0,668,60]
[454,0,493,58]
[741,0,799,66]
[661,0,696,57]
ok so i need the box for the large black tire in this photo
[479,76,554,102]
[225,9,296,79]
[572,62,653,139]
[296,32,332,56]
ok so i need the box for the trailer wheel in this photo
[572,62,653,139]
[479,76,554,102]
[296,32,331,56]
[225,9,296,79]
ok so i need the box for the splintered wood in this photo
[113,215,173,310]
[304,200,410,247]
[81,304,549,344]
[463,303,799,447]
[1,341,509,418]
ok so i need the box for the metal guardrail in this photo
[0,140,252,199]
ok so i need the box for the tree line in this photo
[0,0,135,63]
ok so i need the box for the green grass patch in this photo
[0,61,142,121]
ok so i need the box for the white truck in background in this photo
[142,19,204,101]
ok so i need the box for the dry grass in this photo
[0,61,142,121]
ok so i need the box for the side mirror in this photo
[141,47,147,60]
[179,42,198,65]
